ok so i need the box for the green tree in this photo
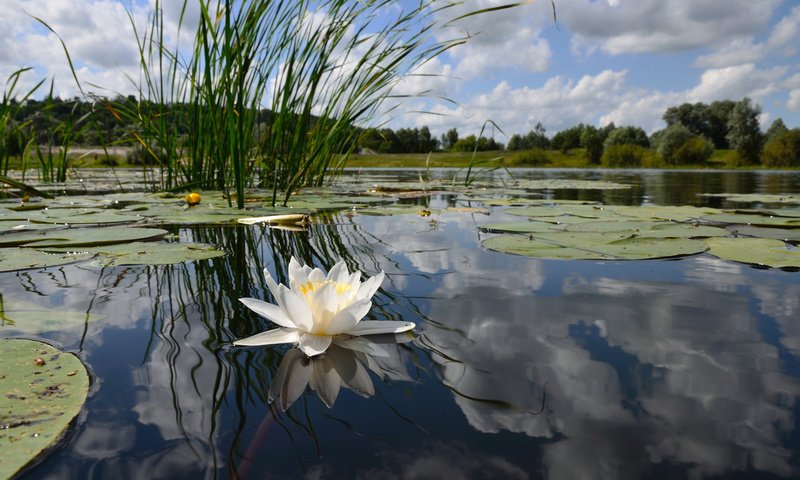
[604,126,650,148]
[550,124,584,152]
[726,97,763,165]
[765,118,788,143]
[762,129,800,167]
[663,102,709,137]
[508,122,549,150]
[441,128,459,151]
[707,100,735,148]
[580,125,603,164]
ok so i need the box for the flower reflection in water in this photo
[269,333,415,410]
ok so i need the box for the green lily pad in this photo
[46,242,226,266]
[483,231,707,260]
[0,227,169,248]
[26,208,144,225]
[0,249,93,272]
[727,225,800,242]
[706,237,800,268]
[701,193,800,204]
[357,205,440,216]
[0,339,89,479]
[507,204,609,219]
[563,220,728,238]
[479,221,559,234]
[511,179,631,190]
[0,300,103,334]
[701,213,800,228]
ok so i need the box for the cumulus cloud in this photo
[561,0,781,55]
[790,90,800,111]
[432,0,553,78]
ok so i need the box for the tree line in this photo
[356,97,799,167]
[3,95,799,167]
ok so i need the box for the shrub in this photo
[656,124,714,165]
[671,135,714,165]
[504,148,550,166]
[762,129,800,167]
[601,144,648,167]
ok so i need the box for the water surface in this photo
[5,169,800,479]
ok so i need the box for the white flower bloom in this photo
[234,256,415,356]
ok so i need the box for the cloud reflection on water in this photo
[421,262,800,478]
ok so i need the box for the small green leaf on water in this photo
[0,248,93,273]
[0,339,89,479]
[701,213,800,228]
[483,231,707,260]
[479,221,558,234]
[0,227,169,248]
[727,225,800,242]
[706,237,800,268]
[44,242,226,266]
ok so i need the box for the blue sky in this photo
[3,0,799,139]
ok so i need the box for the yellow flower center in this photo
[298,280,353,297]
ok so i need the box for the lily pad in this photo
[727,225,800,242]
[479,221,558,234]
[563,220,728,238]
[701,213,800,228]
[706,237,800,268]
[357,206,441,216]
[46,242,226,266]
[510,179,631,190]
[701,193,800,204]
[26,208,144,225]
[483,231,707,260]
[0,227,169,248]
[0,339,89,479]
[0,249,93,273]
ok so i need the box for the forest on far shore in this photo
[3,95,800,168]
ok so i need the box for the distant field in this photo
[344,149,588,169]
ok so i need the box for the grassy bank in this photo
[345,148,746,169]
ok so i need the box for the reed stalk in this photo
[80,1,526,207]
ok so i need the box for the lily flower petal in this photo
[355,271,385,301]
[238,298,296,328]
[298,333,333,357]
[326,299,372,335]
[274,284,314,331]
[233,327,301,346]
[346,320,416,336]
[326,260,349,283]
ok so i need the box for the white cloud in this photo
[562,0,781,55]
[433,0,553,78]
[688,64,786,102]
[789,90,800,111]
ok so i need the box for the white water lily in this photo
[234,257,415,356]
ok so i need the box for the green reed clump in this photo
[101,0,525,207]
[1,68,45,177]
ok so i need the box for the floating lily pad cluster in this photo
[480,200,800,267]
[0,339,90,479]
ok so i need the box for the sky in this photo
[2,0,799,139]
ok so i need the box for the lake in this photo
[5,168,800,479]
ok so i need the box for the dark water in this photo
[6,169,800,479]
